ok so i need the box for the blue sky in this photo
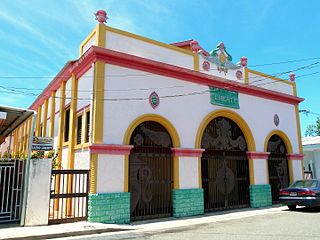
[0,0,319,135]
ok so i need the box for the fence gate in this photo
[201,117,250,212]
[0,159,24,223]
[129,121,173,221]
[49,169,89,224]
[202,150,250,211]
[267,135,289,204]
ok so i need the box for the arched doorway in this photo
[201,117,250,212]
[129,121,173,220]
[267,135,290,203]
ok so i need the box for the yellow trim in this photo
[194,54,199,71]
[74,143,90,150]
[264,130,293,154]
[173,156,179,189]
[42,99,48,137]
[123,114,181,192]
[57,82,66,168]
[244,67,249,85]
[124,155,129,192]
[90,60,105,194]
[49,91,56,138]
[123,114,181,147]
[79,28,96,56]
[96,24,106,48]
[198,157,202,188]
[90,154,98,194]
[247,68,294,86]
[36,105,42,136]
[74,112,83,148]
[195,109,256,185]
[293,83,304,178]
[264,130,294,182]
[67,73,78,170]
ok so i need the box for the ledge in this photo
[246,151,270,159]
[171,148,205,157]
[89,144,133,155]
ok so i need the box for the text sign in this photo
[209,87,240,109]
[32,137,54,151]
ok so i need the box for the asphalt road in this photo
[64,207,320,240]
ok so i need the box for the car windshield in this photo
[290,180,318,188]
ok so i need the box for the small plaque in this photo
[149,91,159,109]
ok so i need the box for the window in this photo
[76,115,82,145]
[85,111,90,143]
[64,108,70,142]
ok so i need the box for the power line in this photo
[248,57,320,67]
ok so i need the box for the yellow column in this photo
[173,156,179,189]
[57,83,66,167]
[42,99,48,137]
[90,24,106,194]
[90,62,105,194]
[35,105,42,136]
[67,74,78,170]
[49,91,56,138]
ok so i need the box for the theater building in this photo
[1,11,304,224]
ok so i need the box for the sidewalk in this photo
[0,206,286,240]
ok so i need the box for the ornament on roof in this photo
[198,42,240,74]
[95,10,108,24]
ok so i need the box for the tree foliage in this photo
[305,117,320,136]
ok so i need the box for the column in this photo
[247,151,272,208]
[287,153,304,181]
[88,144,132,224]
[171,148,205,218]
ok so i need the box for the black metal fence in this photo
[0,159,24,223]
[49,169,89,224]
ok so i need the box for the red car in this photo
[279,179,320,210]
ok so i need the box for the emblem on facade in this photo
[149,91,160,109]
[198,42,241,74]
[202,61,210,71]
[236,70,243,80]
[274,114,280,127]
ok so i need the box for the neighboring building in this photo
[302,136,320,178]
[0,11,304,224]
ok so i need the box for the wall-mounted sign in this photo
[274,114,280,126]
[32,137,54,151]
[210,87,239,109]
[149,91,160,109]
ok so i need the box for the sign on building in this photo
[32,137,54,151]
[209,87,240,109]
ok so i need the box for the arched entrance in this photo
[267,135,290,203]
[201,117,250,211]
[129,121,173,220]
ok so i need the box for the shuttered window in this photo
[76,115,82,145]
[85,111,90,143]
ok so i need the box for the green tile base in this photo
[88,192,130,224]
[172,188,204,218]
[250,184,272,208]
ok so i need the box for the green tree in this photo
[305,117,320,136]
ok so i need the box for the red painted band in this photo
[286,153,304,160]
[246,151,270,159]
[89,144,133,155]
[171,148,205,157]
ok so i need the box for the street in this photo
[63,207,320,240]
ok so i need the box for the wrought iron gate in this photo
[49,169,89,224]
[0,159,24,223]
[201,117,250,212]
[267,135,289,204]
[129,121,173,221]
[202,150,250,211]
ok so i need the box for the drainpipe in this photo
[20,111,37,226]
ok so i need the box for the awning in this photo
[0,105,34,143]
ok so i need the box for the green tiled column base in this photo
[88,192,130,224]
[250,184,272,208]
[172,188,204,218]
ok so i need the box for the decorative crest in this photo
[94,10,108,24]
[198,42,240,74]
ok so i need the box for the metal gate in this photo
[129,121,173,221]
[202,150,250,211]
[267,135,289,204]
[0,159,24,223]
[49,169,89,224]
[201,117,250,212]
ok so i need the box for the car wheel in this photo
[288,205,296,210]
